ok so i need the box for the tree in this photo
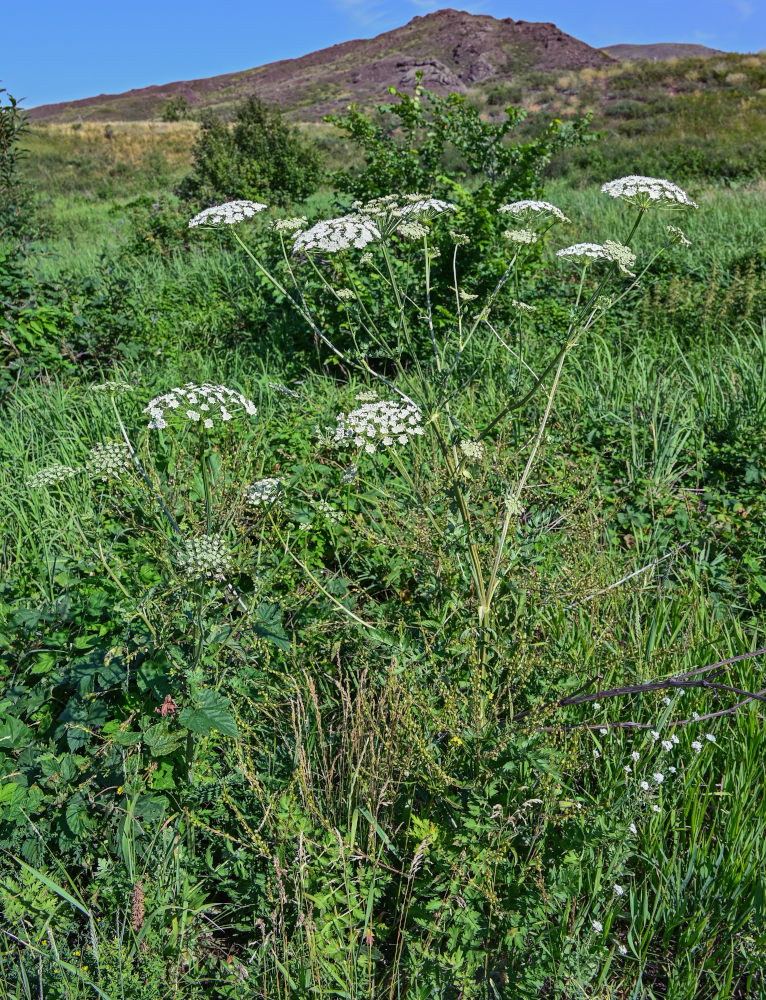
[178,95,323,208]
[0,90,31,240]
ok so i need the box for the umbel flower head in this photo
[292,214,381,255]
[504,228,538,244]
[245,478,283,507]
[26,463,80,489]
[351,194,457,239]
[188,200,267,228]
[89,380,134,396]
[177,534,233,582]
[601,176,697,210]
[143,383,258,431]
[556,241,636,275]
[499,200,570,224]
[87,440,133,481]
[334,400,425,454]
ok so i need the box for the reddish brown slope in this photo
[29,8,612,123]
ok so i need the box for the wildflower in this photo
[458,288,478,302]
[271,216,307,233]
[90,380,134,395]
[341,463,359,484]
[631,751,640,761]
[653,772,664,784]
[624,765,631,773]
[662,696,672,706]
[511,299,536,312]
[245,478,282,507]
[177,534,233,581]
[692,711,700,721]
[292,214,381,254]
[87,440,133,481]
[661,740,673,752]
[269,382,300,398]
[334,288,356,300]
[652,804,661,813]
[640,781,649,791]
[593,749,600,759]
[334,400,425,454]
[667,225,692,245]
[499,200,570,224]
[601,175,697,209]
[691,740,703,753]
[504,228,538,244]
[450,230,470,245]
[556,242,612,263]
[312,499,343,523]
[143,383,257,431]
[352,195,457,238]
[460,439,485,462]
[668,766,677,774]
[355,389,379,403]
[359,252,374,265]
[26,463,80,488]
[592,920,603,933]
[188,200,267,228]
[705,733,716,743]
[650,730,660,741]
[613,884,625,897]
[628,822,637,835]
[593,702,601,711]
[602,240,636,275]
[599,727,608,735]
[398,220,429,240]
[618,944,628,955]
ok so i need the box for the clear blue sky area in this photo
[4,0,765,109]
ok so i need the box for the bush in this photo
[178,94,323,207]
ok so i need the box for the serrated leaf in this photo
[179,689,238,738]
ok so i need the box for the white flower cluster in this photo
[601,176,697,209]
[26,463,79,489]
[504,228,538,244]
[499,200,570,224]
[350,194,457,239]
[450,230,470,245]
[177,534,233,581]
[269,381,300,398]
[460,439,485,461]
[87,440,133,481]
[334,400,425,454]
[292,214,381,255]
[335,288,356,300]
[511,299,536,313]
[271,216,307,233]
[144,383,257,431]
[312,499,344,523]
[188,200,267,228]
[90,380,134,395]
[245,478,282,507]
[666,225,692,246]
[556,241,636,274]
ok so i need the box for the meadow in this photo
[1,74,766,999]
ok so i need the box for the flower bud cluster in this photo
[246,478,283,507]
[26,463,80,489]
[460,439,485,461]
[189,200,267,228]
[504,228,538,244]
[601,176,697,209]
[87,440,133,481]
[144,383,258,431]
[177,534,233,581]
[334,400,425,454]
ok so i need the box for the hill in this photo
[28,8,611,123]
[604,43,728,60]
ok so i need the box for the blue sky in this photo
[3,0,765,109]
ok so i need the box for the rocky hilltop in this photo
[29,8,612,123]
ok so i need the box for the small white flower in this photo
[650,730,660,741]
[691,740,703,753]
[246,478,282,507]
[593,749,600,759]
[692,711,701,721]
[334,400,424,454]
[26,463,80,489]
[652,804,661,813]
[177,533,233,581]
[613,884,625,897]
[668,766,677,774]
[618,943,628,955]
[592,920,603,933]
[292,214,381,254]
[631,751,640,761]
[593,702,601,711]
[671,734,680,744]
[460,439,485,462]
[144,383,258,431]
[189,200,267,228]
[662,696,672,706]
[86,440,133,481]
[705,733,716,743]
[628,822,637,835]
[640,780,649,791]
[599,727,608,735]
[653,772,664,784]
[661,740,673,752]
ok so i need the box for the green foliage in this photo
[161,94,192,122]
[178,94,323,207]
[0,90,31,240]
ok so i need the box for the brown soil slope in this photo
[29,8,612,123]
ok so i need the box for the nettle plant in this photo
[186,179,698,726]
